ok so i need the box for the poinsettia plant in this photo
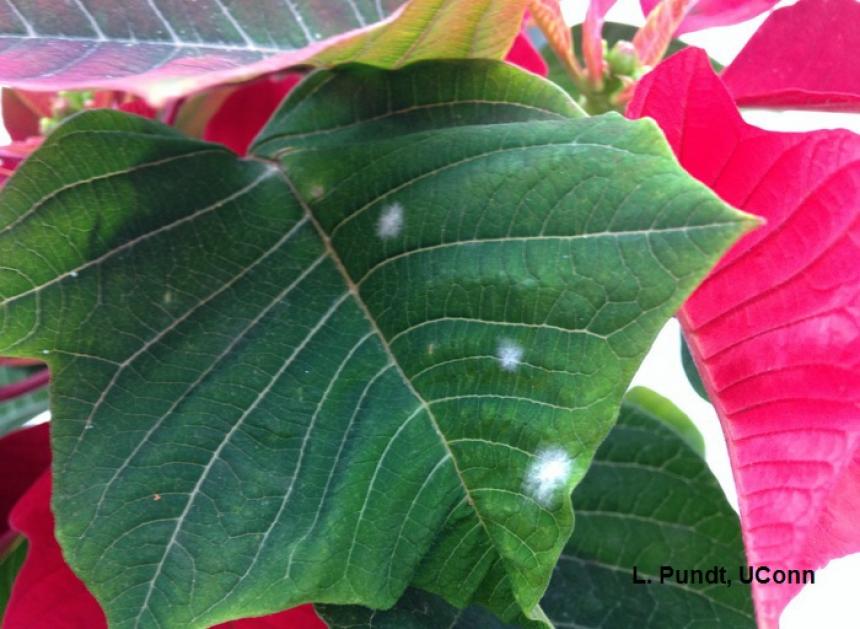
[0,1,857,628]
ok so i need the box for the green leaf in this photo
[317,387,754,628]
[540,388,755,627]
[681,330,711,402]
[0,366,48,437]
[0,60,754,628]
[624,385,705,456]
[0,538,27,621]
[318,587,518,629]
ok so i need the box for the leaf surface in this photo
[0,60,751,627]
[623,385,704,456]
[680,331,709,402]
[722,0,860,111]
[0,0,526,104]
[317,387,754,628]
[628,47,860,628]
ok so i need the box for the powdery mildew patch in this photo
[496,339,524,371]
[376,202,404,239]
[524,447,573,506]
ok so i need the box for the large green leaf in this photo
[318,387,754,628]
[0,60,753,628]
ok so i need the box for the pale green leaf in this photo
[624,385,705,457]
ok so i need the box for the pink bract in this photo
[629,48,860,628]
[640,0,779,35]
[583,0,617,84]
[723,0,860,111]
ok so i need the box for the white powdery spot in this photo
[524,448,573,506]
[496,339,524,371]
[376,202,404,239]
[69,271,78,278]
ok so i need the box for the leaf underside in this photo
[317,388,754,628]
[0,0,526,102]
[0,60,751,628]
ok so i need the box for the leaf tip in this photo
[737,208,766,233]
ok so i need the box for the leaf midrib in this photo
[273,165,508,608]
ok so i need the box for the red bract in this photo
[4,473,107,629]
[116,98,158,119]
[0,428,325,628]
[4,478,325,628]
[629,48,860,628]
[640,0,779,35]
[204,74,303,156]
[504,30,549,77]
[218,607,325,629]
[723,0,860,111]
[1,90,52,141]
[0,138,41,186]
[0,424,49,552]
